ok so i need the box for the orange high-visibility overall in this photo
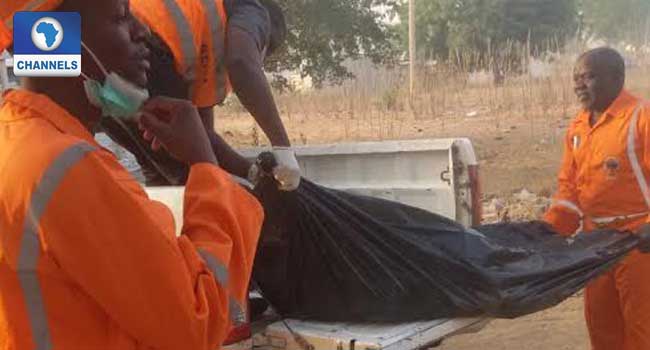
[545,90,650,350]
[0,89,263,349]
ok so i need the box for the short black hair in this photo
[578,47,626,83]
[259,0,287,56]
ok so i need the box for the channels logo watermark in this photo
[12,12,81,77]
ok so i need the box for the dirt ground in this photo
[438,296,589,350]
[218,96,593,349]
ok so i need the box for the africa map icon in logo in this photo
[31,17,64,51]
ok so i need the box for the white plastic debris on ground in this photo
[483,189,551,224]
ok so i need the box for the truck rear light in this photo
[468,164,482,226]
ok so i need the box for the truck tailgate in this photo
[239,138,478,226]
[256,318,487,350]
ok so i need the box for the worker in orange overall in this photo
[0,0,263,349]
[101,1,290,345]
[545,47,650,350]
[101,0,300,191]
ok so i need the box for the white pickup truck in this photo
[1,53,488,348]
[147,138,488,350]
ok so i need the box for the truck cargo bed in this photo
[146,139,487,350]
[254,318,487,350]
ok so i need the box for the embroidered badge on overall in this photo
[604,157,621,180]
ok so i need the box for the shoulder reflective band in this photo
[18,142,96,350]
[627,104,650,209]
[4,0,49,29]
[23,0,49,11]
[199,0,228,103]
[161,0,197,81]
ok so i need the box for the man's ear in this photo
[608,72,625,92]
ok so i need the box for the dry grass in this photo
[217,47,650,199]
[221,47,650,146]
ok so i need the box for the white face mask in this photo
[80,41,149,119]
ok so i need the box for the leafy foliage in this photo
[266,0,399,88]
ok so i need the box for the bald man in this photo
[544,47,650,349]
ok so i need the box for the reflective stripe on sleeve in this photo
[18,142,96,350]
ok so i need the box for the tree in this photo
[265,0,399,88]
[395,0,449,60]
[397,0,578,65]
[581,0,650,46]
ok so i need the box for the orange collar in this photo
[604,90,639,118]
[0,89,97,145]
[576,90,640,125]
